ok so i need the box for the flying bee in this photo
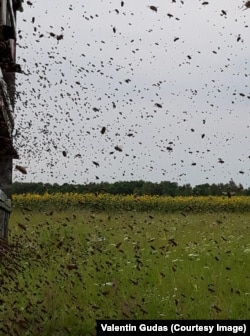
[114,145,123,152]
[47,31,56,37]
[66,263,78,270]
[18,222,27,230]
[148,5,158,12]
[56,34,64,41]
[100,126,106,134]
[241,1,250,10]
[15,165,27,174]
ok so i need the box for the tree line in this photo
[11,179,250,197]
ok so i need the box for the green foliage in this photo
[1,209,250,335]
[12,179,248,196]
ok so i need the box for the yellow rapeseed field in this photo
[12,193,250,212]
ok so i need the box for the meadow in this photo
[1,193,250,335]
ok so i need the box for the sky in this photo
[12,0,250,187]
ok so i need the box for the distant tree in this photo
[11,180,247,197]
[160,181,178,196]
[228,179,238,190]
[141,181,157,195]
[193,183,210,196]
[209,183,220,196]
[178,183,193,196]
[132,180,144,195]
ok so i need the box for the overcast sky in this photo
[12,0,250,187]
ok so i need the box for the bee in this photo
[168,238,177,247]
[62,150,67,157]
[93,161,100,167]
[15,165,27,174]
[18,222,27,230]
[56,34,64,41]
[48,32,56,37]
[148,5,158,12]
[116,242,122,249]
[66,263,78,270]
[211,305,222,313]
[222,191,235,198]
[242,1,250,10]
[57,241,63,249]
[100,126,106,134]
[114,145,123,152]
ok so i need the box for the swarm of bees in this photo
[10,0,250,192]
[1,2,249,336]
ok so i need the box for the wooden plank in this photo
[0,0,7,26]
[0,73,14,137]
[6,0,16,38]
[0,157,12,198]
[0,188,11,240]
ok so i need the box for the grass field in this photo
[1,195,250,335]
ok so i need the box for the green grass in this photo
[1,208,250,335]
